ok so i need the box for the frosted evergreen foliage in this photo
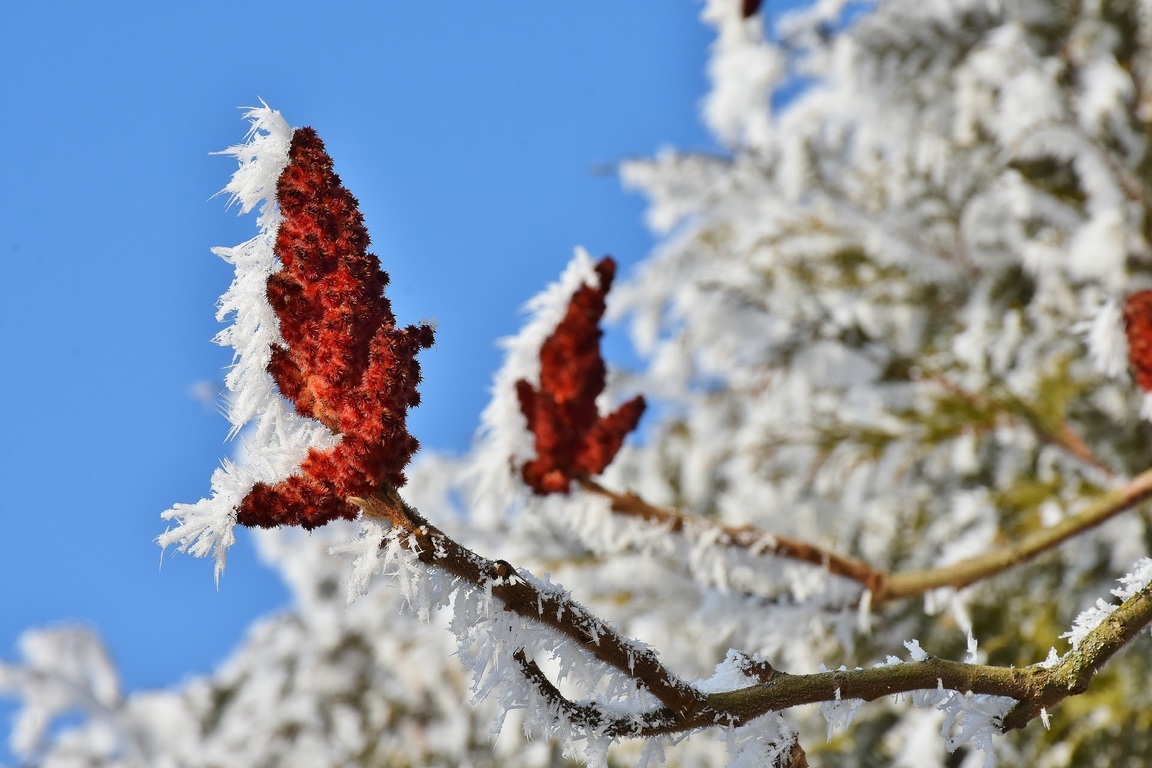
[0,628,125,761]
[699,0,783,149]
[8,0,1152,765]
[619,0,1151,586]
[610,0,1152,762]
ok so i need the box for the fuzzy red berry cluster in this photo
[237,128,435,529]
[517,257,646,494]
[1124,289,1152,393]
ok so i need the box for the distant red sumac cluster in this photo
[515,256,646,495]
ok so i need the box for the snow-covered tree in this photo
[5,0,1152,765]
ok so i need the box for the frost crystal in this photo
[1081,297,1126,378]
[694,649,768,694]
[817,665,864,741]
[719,711,798,768]
[904,639,929,662]
[1063,557,1152,649]
[327,517,395,602]
[158,105,329,582]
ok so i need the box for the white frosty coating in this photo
[965,630,980,664]
[923,632,1014,768]
[718,711,797,768]
[816,635,1000,750]
[327,504,674,766]
[700,0,783,150]
[904,639,928,662]
[327,517,396,603]
[693,649,764,694]
[1062,557,1152,650]
[910,686,1016,768]
[816,664,864,742]
[463,247,603,526]
[1080,299,1129,378]
[1069,208,1128,288]
[850,637,1014,766]
[158,104,340,583]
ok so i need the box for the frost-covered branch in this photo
[880,467,1152,601]
[1003,567,1152,731]
[351,488,705,720]
[579,467,1152,605]
[358,487,1152,742]
[704,568,1152,732]
[578,477,886,593]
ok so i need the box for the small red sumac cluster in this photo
[238,127,435,529]
[1124,289,1152,393]
[517,257,646,494]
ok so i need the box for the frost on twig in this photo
[1061,557,1152,651]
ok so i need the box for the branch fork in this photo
[351,487,1152,748]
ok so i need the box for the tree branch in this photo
[351,488,705,718]
[351,487,1152,742]
[1002,574,1152,731]
[690,577,1152,733]
[579,467,1152,604]
[880,468,1152,600]
[577,478,887,594]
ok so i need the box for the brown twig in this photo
[351,485,1152,740]
[870,467,1152,601]
[578,478,887,595]
[704,573,1152,730]
[579,467,1152,605]
[351,487,704,718]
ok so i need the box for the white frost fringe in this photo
[158,104,339,583]
[463,247,604,527]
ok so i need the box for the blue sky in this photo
[0,1,797,753]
